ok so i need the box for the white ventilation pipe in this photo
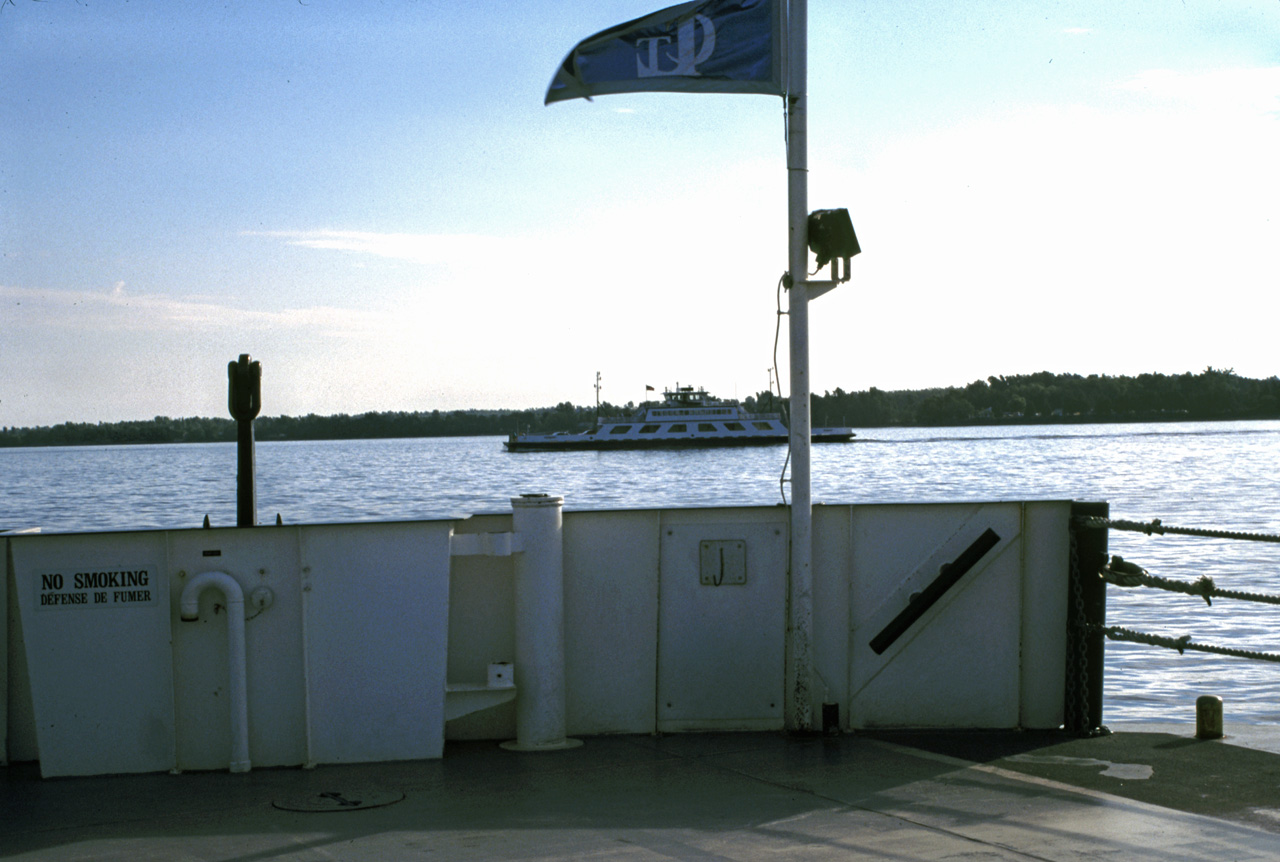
[180,570,251,773]
[501,494,580,751]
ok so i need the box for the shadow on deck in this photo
[4,728,1280,860]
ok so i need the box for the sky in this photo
[2,0,1277,427]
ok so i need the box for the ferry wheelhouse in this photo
[504,385,855,452]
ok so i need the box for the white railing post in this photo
[502,494,581,751]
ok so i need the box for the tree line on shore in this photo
[805,367,1280,428]
[2,368,1277,448]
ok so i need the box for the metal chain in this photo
[1100,556,1280,606]
[1075,516,1280,544]
[1093,624,1280,663]
[1065,525,1089,732]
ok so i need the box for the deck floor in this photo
[5,725,1280,860]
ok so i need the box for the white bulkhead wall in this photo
[298,521,452,764]
[448,499,1070,741]
[5,499,1073,777]
[656,510,788,732]
[841,501,1070,729]
[168,526,307,772]
[7,519,454,777]
[564,510,662,735]
[8,530,175,777]
[166,520,453,770]
[444,512,519,741]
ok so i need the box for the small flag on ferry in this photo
[545,0,783,105]
[646,385,656,391]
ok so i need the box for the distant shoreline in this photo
[4,412,1278,451]
[4,368,1277,449]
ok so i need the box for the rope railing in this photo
[1070,515,1280,666]
[1090,624,1280,663]
[1074,516,1280,544]
[1100,556,1280,606]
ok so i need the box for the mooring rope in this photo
[1074,516,1280,544]
[1069,516,1280,666]
[1090,624,1280,663]
[1100,556,1280,606]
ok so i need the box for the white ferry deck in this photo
[7,497,1280,859]
[5,726,1280,860]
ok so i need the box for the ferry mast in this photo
[545,0,859,733]
[785,0,815,734]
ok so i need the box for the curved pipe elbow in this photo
[177,569,252,773]
[180,570,245,621]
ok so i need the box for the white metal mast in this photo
[785,0,814,733]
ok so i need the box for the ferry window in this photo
[752,422,773,431]
[669,423,687,432]
[725,422,745,431]
[609,425,632,434]
[639,424,660,433]
[698,423,716,432]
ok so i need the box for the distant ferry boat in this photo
[504,385,855,452]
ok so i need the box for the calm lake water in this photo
[4,420,1279,726]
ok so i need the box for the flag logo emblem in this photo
[636,14,715,78]
[546,0,782,105]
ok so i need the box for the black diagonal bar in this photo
[869,528,1001,655]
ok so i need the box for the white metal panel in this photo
[300,521,453,763]
[563,510,660,735]
[169,527,306,771]
[4,541,38,763]
[1019,501,1071,728]
[849,503,1024,728]
[812,505,853,723]
[10,531,175,777]
[445,514,517,740]
[6,500,1080,775]
[658,512,787,731]
[450,532,522,556]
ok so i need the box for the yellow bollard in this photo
[1196,695,1223,740]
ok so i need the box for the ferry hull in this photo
[505,431,856,452]
[506,385,855,452]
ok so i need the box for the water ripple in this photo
[5,419,1279,724]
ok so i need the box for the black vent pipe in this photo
[228,354,262,528]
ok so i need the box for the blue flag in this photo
[546,0,783,105]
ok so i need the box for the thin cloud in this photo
[0,283,383,338]
[242,229,529,268]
